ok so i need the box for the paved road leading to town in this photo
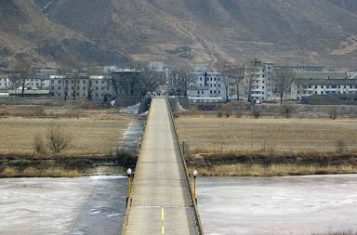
[123,97,198,235]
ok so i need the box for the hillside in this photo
[1,0,357,69]
[0,0,129,70]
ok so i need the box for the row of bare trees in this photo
[221,59,295,105]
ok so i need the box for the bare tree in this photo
[272,66,295,104]
[231,67,245,101]
[47,127,71,156]
[10,58,34,96]
[222,65,245,101]
[220,68,231,102]
[177,68,195,97]
[59,55,82,101]
[140,67,165,97]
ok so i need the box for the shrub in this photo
[335,139,346,153]
[235,111,243,118]
[281,104,294,118]
[252,109,260,119]
[33,134,46,154]
[47,127,71,155]
[225,111,231,118]
[217,111,223,118]
[329,107,338,120]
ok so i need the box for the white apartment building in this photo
[187,71,227,103]
[49,75,114,101]
[246,61,273,102]
[0,75,10,90]
[291,72,357,100]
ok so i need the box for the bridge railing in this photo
[120,113,150,235]
[165,97,205,235]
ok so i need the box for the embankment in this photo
[0,153,137,178]
[186,152,357,176]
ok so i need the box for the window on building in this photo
[58,86,61,90]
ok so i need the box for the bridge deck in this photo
[123,97,198,235]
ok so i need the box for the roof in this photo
[295,71,348,80]
[50,75,65,79]
[111,68,140,73]
[293,78,357,86]
[348,72,357,80]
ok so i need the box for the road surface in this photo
[123,97,198,235]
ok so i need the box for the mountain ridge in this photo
[1,0,357,69]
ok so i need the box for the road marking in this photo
[161,207,165,234]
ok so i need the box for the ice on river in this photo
[199,175,357,235]
[0,176,126,235]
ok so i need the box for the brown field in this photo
[176,117,357,154]
[0,117,132,156]
[0,101,125,120]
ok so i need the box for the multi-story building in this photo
[187,71,227,103]
[0,75,10,90]
[49,75,114,101]
[291,71,357,100]
[246,61,273,103]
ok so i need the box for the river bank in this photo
[2,151,357,178]
[0,153,137,178]
[186,152,357,176]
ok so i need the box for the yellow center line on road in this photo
[161,207,165,234]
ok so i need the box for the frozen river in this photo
[0,175,356,235]
[199,175,357,235]
[0,176,127,235]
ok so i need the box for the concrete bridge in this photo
[121,97,204,235]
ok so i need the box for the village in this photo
[1,60,357,106]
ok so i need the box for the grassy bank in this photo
[189,163,357,177]
[177,116,357,176]
[0,152,137,178]
[186,152,357,176]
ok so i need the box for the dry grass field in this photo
[176,117,357,155]
[0,117,132,156]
